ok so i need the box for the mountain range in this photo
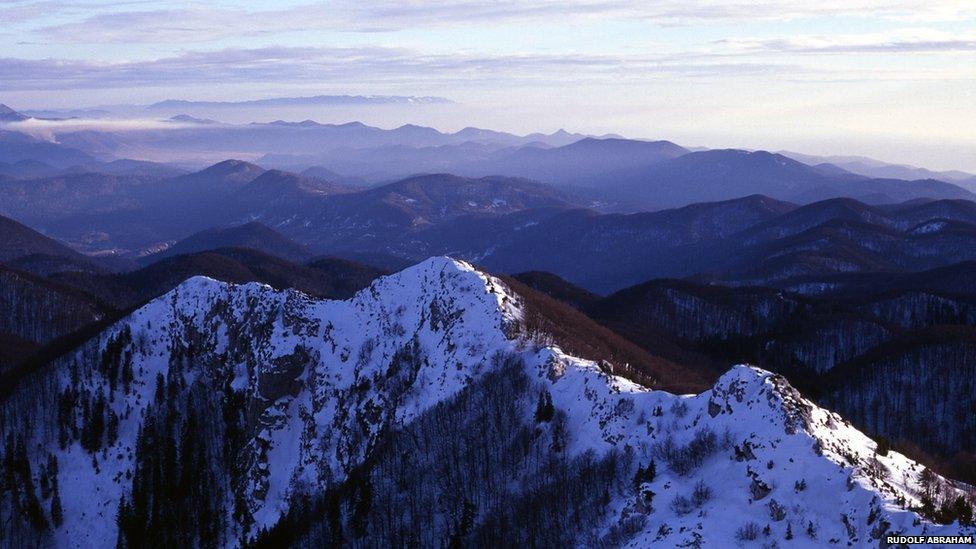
[372,194,976,293]
[3,100,973,186]
[1,257,972,545]
[1,102,975,546]
[782,151,976,192]
[4,198,976,463]
[5,157,976,295]
[148,223,314,264]
[2,144,973,262]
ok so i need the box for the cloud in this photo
[34,1,976,43]
[0,0,158,25]
[3,29,971,96]
[720,28,976,54]
[0,1,68,23]
[0,46,803,92]
[1,116,203,141]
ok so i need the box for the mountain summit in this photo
[0,104,28,122]
[0,257,971,546]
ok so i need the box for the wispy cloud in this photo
[720,28,976,54]
[1,116,202,141]
[33,1,976,43]
[0,46,804,92]
[0,0,148,25]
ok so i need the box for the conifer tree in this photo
[50,486,63,527]
[534,390,554,422]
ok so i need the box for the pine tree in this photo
[39,465,51,499]
[633,460,656,490]
[534,389,554,422]
[91,393,106,452]
[874,437,890,456]
[50,486,63,527]
[954,496,974,526]
[47,454,59,489]
[351,474,373,538]
[116,495,132,548]
[460,497,476,536]
[449,497,477,547]
[121,352,134,392]
[920,495,936,519]
[154,373,166,403]
[107,410,120,447]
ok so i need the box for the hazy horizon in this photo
[2,0,975,171]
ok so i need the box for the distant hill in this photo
[300,166,368,187]
[164,158,265,189]
[0,214,98,270]
[227,169,355,218]
[5,253,109,277]
[354,173,576,222]
[53,247,389,309]
[695,199,976,288]
[472,137,689,186]
[585,149,974,211]
[147,222,312,264]
[0,162,583,256]
[462,194,799,292]
[370,195,976,294]
[0,130,98,167]
[64,159,188,178]
[0,171,163,250]
[0,158,186,180]
[782,150,976,187]
[823,325,976,459]
[0,264,109,373]
[0,159,60,179]
[778,260,976,296]
[0,104,28,122]
[267,173,584,252]
[511,271,600,309]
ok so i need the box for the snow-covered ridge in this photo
[4,257,973,547]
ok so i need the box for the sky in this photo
[1,0,975,170]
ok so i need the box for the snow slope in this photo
[3,257,973,547]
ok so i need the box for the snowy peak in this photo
[706,365,813,433]
[1,257,972,547]
[546,360,974,546]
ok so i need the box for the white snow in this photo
[909,220,949,236]
[29,257,975,547]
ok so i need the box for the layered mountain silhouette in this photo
[52,248,387,310]
[0,104,28,123]
[416,195,976,293]
[148,222,313,263]
[0,214,103,275]
[571,149,973,211]
[783,150,976,191]
[0,264,110,376]
[2,112,969,208]
[0,131,98,168]
[3,107,976,547]
[467,137,689,186]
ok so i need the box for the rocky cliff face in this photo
[0,258,972,547]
